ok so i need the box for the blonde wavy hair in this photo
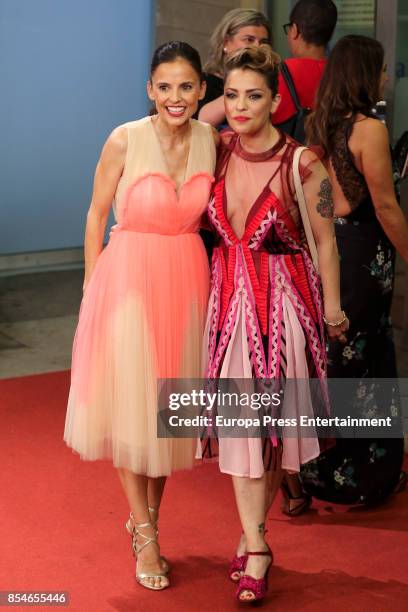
[204,8,271,76]
[224,44,281,96]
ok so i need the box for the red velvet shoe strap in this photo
[230,554,248,572]
[236,575,267,601]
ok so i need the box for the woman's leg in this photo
[233,461,283,570]
[232,473,272,602]
[117,468,169,589]
[265,462,284,512]
[147,477,166,515]
[281,471,312,515]
[119,472,167,525]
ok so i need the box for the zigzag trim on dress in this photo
[268,256,284,378]
[238,248,267,377]
[208,194,233,247]
[276,257,326,380]
[249,209,277,250]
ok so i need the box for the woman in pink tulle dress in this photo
[64,42,216,591]
[202,45,348,604]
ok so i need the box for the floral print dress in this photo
[300,117,404,505]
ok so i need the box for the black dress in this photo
[197,73,224,115]
[300,117,404,505]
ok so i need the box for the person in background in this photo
[198,8,271,128]
[198,1,338,140]
[270,0,338,515]
[273,0,337,136]
[304,35,408,505]
[198,9,271,263]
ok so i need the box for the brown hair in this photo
[306,35,384,157]
[204,8,271,76]
[223,44,281,97]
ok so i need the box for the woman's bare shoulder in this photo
[192,118,220,146]
[108,124,128,147]
[219,128,236,147]
[353,116,388,143]
[297,146,324,175]
[100,125,128,164]
[349,118,389,166]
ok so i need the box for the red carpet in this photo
[1,371,407,611]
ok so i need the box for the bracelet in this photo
[323,310,347,327]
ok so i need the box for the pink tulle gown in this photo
[64,117,216,477]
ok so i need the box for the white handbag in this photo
[293,146,319,274]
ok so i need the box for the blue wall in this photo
[0,0,155,254]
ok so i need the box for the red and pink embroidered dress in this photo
[203,130,329,477]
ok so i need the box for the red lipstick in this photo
[233,116,250,122]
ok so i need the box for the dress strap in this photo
[293,146,319,272]
[215,131,237,180]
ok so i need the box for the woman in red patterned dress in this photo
[202,45,348,603]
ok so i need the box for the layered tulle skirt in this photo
[64,229,210,476]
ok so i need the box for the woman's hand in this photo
[324,310,350,343]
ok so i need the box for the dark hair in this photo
[306,35,384,157]
[150,41,203,81]
[290,0,337,47]
[224,44,281,97]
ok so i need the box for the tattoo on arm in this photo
[258,522,265,534]
[316,178,334,218]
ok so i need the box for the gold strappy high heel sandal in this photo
[125,509,170,574]
[132,521,170,591]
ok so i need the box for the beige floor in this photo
[0,316,77,378]
[0,270,81,379]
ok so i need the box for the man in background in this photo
[274,0,338,515]
[273,0,337,129]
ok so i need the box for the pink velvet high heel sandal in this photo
[229,554,248,582]
[236,548,273,604]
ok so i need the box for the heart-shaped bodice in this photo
[113,116,216,235]
[118,172,214,235]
